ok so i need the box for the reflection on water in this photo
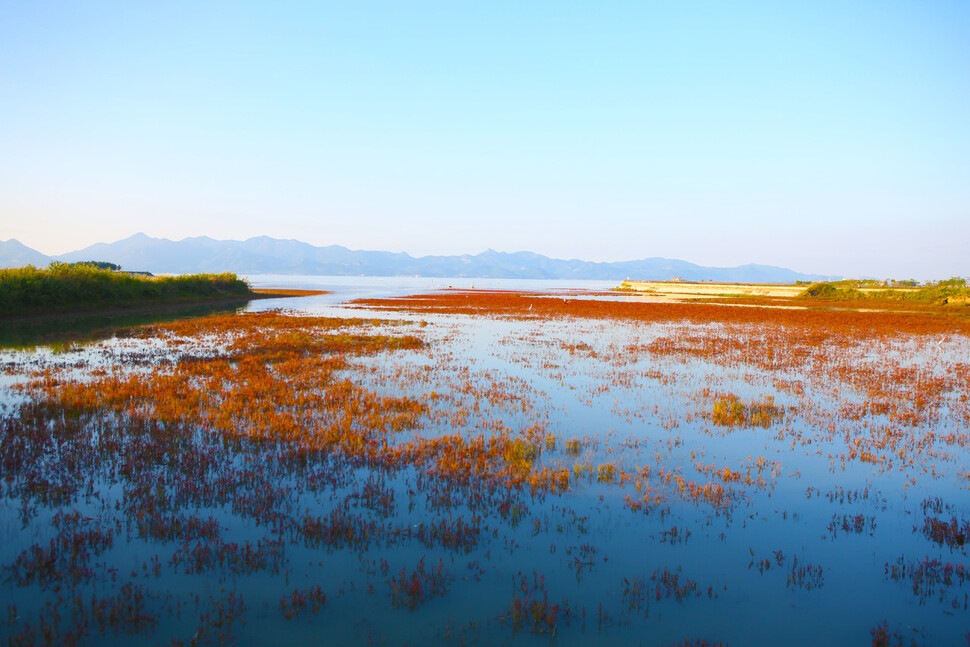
[1,280,969,646]
[0,300,252,349]
[242,274,619,310]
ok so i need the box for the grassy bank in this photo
[0,263,253,317]
[799,278,970,305]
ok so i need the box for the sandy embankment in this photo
[618,281,806,298]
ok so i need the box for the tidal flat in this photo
[1,288,969,645]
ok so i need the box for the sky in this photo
[1,1,968,280]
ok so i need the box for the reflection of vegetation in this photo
[388,557,453,610]
[0,263,251,316]
[0,300,250,349]
[4,290,970,644]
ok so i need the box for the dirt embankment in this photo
[618,281,806,298]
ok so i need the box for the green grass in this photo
[798,278,969,305]
[0,263,253,317]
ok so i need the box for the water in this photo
[1,277,968,645]
[0,300,252,349]
[241,274,619,313]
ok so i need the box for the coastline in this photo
[0,288,328,322]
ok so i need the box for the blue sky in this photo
[1,1,967,280]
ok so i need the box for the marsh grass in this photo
[0,263,252,316]
[711,394,784,428]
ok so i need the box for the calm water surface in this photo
[1,277,968,645]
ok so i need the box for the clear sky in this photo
[1,1,967,280]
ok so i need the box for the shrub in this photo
[0,264,252,316]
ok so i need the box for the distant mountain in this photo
[0,234,835,283]
[0,239,50,268]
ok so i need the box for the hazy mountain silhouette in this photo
[0,234,834,282]
[0,239,51,268]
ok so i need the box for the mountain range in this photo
[0,233,836,283]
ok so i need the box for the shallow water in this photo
[0,300,252,350]
[1,278,968,645]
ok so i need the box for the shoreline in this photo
[0,288,330,322]
[0,289,328,348]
